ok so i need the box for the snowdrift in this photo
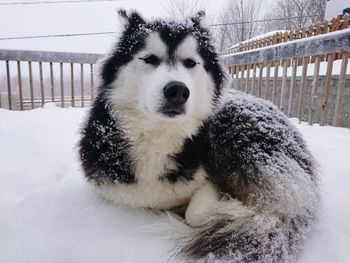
[0,105,349,262]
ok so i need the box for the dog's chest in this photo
[100,127,206,209]
[99,130,207,208]
[130,130,183,181]
[103,115,207,208]
[99,165,207,209]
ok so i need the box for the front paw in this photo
[185,183,220,227]
[185,207,208,227]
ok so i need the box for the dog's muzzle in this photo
[161,81,190,117]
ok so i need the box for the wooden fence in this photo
[0,49,103,110]
[223,14,350,56]
[1,28,350,128]
[221,28,350,128]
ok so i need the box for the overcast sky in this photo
[1,0,349,54]
[0,0,224,53]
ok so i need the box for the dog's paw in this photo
[185,206,209,227]
[185,183,219,227]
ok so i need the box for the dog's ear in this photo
[117,9,146,28]
[191,11,206,27]
[117,9,129,21]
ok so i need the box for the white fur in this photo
[99,33,217,210]
[185,183,220,227]
[109,33,215,124]
[99,168,208,209]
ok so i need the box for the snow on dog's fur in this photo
[79,10,319,263]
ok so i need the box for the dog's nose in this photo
[163,81,190,106]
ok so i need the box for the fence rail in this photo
[0,49,102,64]
[1,28,350,129]
[0,49,103,110]
[222,28,350,128]
[222,29,350,66]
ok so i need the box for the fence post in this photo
[297,57,309,121]
[320,54,334,126]
[280,60,288,112]
[308,55,321,125]
[240,65,245,91]
[90,64,94,100]
[70,63,75,107]
[50,62,55,102]
[272,61,279,104]
[333,52,349,127]
[81,63,84,107]
[288,58,298,117]
[245,65,250,93]
[235,65,240,90]
[5,60,12,110]
[257,63,264,97]
[39,62,45,107]
[28,61,34,109]
[264,61,271,100]
[60,63,64,108]
[17,61,23,110]
[251,64,257,95]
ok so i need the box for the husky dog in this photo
[79,10,319,263]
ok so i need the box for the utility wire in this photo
[0,15,322,41]
[209,15,320,27]
[0,0,120,5]
[0,31,117,41]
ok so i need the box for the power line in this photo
[0,31,117,40]
[0,15,322,41]
[209,15,320,27]
[0,0,120,5]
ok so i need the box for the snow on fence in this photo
[222,28,350,128]
[223,14,350,57]
[0,49,103,110]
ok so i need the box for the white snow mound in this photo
[0,107,349,263]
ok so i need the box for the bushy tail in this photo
[174,199,316,263]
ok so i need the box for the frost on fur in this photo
[79,95,135,185]
[175,90,319,263]
[78,11,319,263]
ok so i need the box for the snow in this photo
[0,106,350,262]
[223,28,350,60]
[227,30,288,51]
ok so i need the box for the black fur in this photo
[80,10,225,185]
[79,94,135,185]
[204,94,315,198]
[162,127,209,184]
[80,11,313,191]
[176,93,317,262]
[78,11,318,263]
[101,12,147,86]
[100,10,224,99]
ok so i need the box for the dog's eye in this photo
[183,58,198,68]
[140,55,160,66]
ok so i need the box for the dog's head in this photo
[101,10,224,123]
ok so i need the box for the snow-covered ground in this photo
[0,105,350,263]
